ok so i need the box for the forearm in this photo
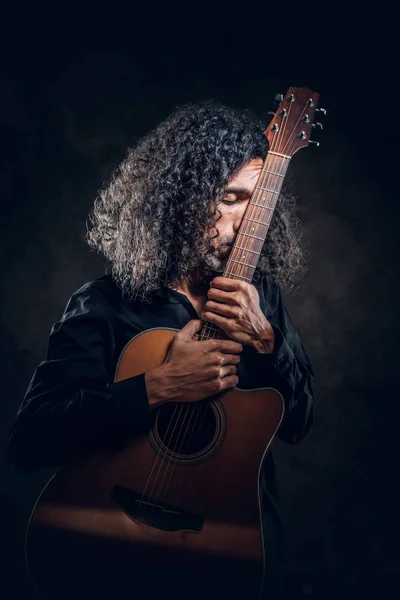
[145,364,175,407]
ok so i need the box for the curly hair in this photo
[86,101,307,301]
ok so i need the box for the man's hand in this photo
[145,319,243,407]
[201,276,275,354]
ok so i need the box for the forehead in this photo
[228,158,264,187]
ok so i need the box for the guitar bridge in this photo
[111,484,204,532]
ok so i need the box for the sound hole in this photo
[153,401,223,459]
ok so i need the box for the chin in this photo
[204,258,225,272]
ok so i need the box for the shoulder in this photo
[61,274,121,321]
[46,275,120,361]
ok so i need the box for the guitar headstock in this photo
[264,87,324,157]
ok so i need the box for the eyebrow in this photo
[224,186,252,196]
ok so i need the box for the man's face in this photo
[205,157,264,271]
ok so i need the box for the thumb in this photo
[180,319,203,340]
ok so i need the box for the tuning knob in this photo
[309,140,320,146]
[274,93,284,104]
[316,107,327,115]
[312,122,323,129]
[268,111,275,116]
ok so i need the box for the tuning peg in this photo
[274,93,284,104]
[309,140,320,146]
[268,111,275,116]
[312,122,323,130]
[316,107,327,115]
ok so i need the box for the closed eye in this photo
[220,186,251,206]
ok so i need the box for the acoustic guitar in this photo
[25,87,322,600]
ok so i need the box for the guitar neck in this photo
[198,85,321,341]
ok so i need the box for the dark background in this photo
[1,4,399,599]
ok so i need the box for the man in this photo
[8,101,315,598]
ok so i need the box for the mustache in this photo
[220,241,235,252]
[220,238,235,247]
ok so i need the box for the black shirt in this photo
[7,270,315,586]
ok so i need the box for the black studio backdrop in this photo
[1,6,399,599]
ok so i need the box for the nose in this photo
[233,205,247,233]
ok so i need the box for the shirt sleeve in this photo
[7,286,155,472]
[246,278,316,444]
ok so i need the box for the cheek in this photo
[210,216,228,237]
[215,213,230,230]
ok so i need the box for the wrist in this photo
[252,326,275,354]
[145,365,171,408]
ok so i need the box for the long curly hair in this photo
[86,101,307,301]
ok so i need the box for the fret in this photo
[240,232,264,241]
[228,258,257,268]
[244,217,268,226]
[200,328,224,340]
[234,245,259,254]
[255,186,280,194]
[201,327,219,338]
[250,201,275,209]
[224,271,252,281]
[261,169,285,177]
[268,151,291,159]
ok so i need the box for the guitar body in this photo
[26,328,284,600]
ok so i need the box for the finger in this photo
[219,365,237,378]
[204,300,238,318]
[220,374,239,390]
[202,310,231,331]
[179,319,203,339]
[211,276,242,291]
[215,340,243,354]
[219,353,241,366]
[207,287,238,305]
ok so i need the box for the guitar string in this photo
[139,160,283,511]
[138,398,185,511]
[156,297,233,496]
[138,320,219,512]
[225,91,296,273]
[152,297,229,498]
[139,103,311,507]
[149,153,288,503]
[137,335,215,510]
[138,313,224,513]
[155,124,310,499]
[149,154,284,496]
[156,162,277,494]
[151,154,287,500]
